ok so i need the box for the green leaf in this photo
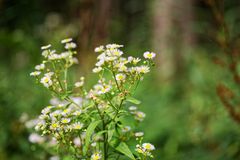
[126,96,141,105]
[107,129,114,142]
[83,120,101,155]
[116,142,136,160]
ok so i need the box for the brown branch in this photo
[217,84,240,123]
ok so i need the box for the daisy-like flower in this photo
[116,73,126,81]
[40,76,53,88]
[48,53,61,60]
[42,50,48,57]
[60,51,71,59]
[142,143,155,151]
[61,118,71,124]
[91,142,97,147]
[135,132,144,137]
[122,126,131,133]
[136,66,150,74]
[60,106,69,111]
[112,49,123,57]
[41,106,53,114]
[91,152,102,160]
[61,38,73,44]
[65,42,76,49]
[106,44,123,49]
[143,51,156,59]
[95,45,104,52]
[73,137,81,146]
[116,63,128,72]
[135,111,146,121]
[105,56,117,62]
[73,110,82,116]
[49,156,60,160]
[70,57,79,64]
[50,122,60,130]
[35,63,45,70]
[131,58,140,65]
[128,56,134,62]
[30,71,41,76]
[41,44,51,50]
[95,59,105,67]
[72,122,83,130]
[28,133,45,144]
[93,67,102,73]
[129,106,137,111]
[44,72,54,77]
[98,84,111,94]
[50,110,61,118]
[75,81,84,88]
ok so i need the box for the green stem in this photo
[94,102,108,160]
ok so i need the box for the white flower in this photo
[116,73,126,81]
[41,106,53,114]
[65,42,76,49]
[41,44,51,50]
[61,38,73,44]
[96,60,105,67]
[97,53,106,60]
[142,143,155,151]
[35,63,45,70]
[143,51,156,59]
[93,67,102,73]
[97,84,111,94]
[49,110,61,118]
[61,118,71,124]
[135,132,144,137]
[71,57,79,64]
[48,53,60,60]
[30,71,41,76]
[95,45,104,52]
[122,126,131,132]
[49,156,60,160]
[60,51,71,59]
[136,66,150,74]
[42,50,48,57]
[112,49,123,57]
[50,122,60,130]
[129,106,137,111]
[40,76,53,88]
[105,56,117,62]
[91,142,97,147]
[73,110,82,116]
[75,81,84,87]
[133,58,141,64]
[116,63,127,72]
[73,137,81,146]
[44,72,54,77]
[106,44,123,49]
[91,152,102,160]
[72,122,84,130]
[135,111,146,121]
[128,56,134,62]
[28,133,45,144]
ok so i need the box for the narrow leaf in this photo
[116,142,136,160]
[126,96,141,105]
[83,120,101,155]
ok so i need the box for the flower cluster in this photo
[136,143,155,158]
[35,97,84,136]
[129,106,146,122]
[28,40,157,160]
[30,38,78,92]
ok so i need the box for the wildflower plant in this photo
[28,38,156,160]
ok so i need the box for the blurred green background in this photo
[1,0,240,159]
